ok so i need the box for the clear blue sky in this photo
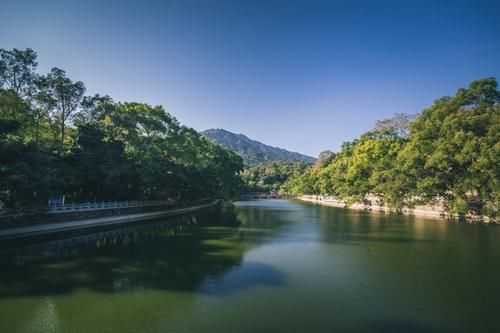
[1,0,499,156]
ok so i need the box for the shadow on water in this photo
[0,204,286,298]
[199,261,285,296]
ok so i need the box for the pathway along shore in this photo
[0,200,219,240]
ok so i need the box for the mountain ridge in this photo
[201,128,315,165]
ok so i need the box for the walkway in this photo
[0,200,218,240]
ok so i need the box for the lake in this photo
[0,200,499,332]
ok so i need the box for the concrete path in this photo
[0,201,218,240]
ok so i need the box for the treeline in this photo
[242,161,310,192]
[0,48,243,208]
[283,78,499,219]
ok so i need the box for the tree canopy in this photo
[0,48,243,207]
[283,79,499,219]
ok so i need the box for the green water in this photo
[0,200,499,332]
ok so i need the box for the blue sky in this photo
[1,0,499,156]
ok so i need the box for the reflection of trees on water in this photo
[233,203,302,245]
[0,207,247,297]
[315,205,457,245]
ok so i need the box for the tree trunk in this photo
[35,115,40,143]
[61,119,65,147]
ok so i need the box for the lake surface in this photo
[0,200,499,332]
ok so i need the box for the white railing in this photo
[0,200,177,218]
[47,200,176,213]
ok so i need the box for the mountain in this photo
[201,128,315,165]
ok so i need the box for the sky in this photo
[1,0,499,157]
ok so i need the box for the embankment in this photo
[298,195,495,223]
[0,200,219,240]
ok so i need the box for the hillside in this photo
[201,128,315,165]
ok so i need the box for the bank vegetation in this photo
[283,78,499,221]
[0,48,243,208]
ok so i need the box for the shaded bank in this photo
[0,204,247,298]
[0,200,219,240]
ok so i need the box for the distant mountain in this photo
[201,128,315,165]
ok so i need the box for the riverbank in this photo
[0,200,179,228]
[0,200,219,240]
[298,195,496,224]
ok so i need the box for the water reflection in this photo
[19,297,62,333]
[1,200,499,333]
[199,261,285,296]
[0,205,285,297]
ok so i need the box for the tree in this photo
[68,124,129,201]
[283,78,499,219]
[0,119,54,207]
[77,94,115,126]
[314,150,335,168]
[0,47,245,207]
[0,48,37,95]
[0,48,38,117]
[399,78,499,217]
[373,112,412,138]
[39,68,85,147]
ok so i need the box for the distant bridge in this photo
[239,193,292,200]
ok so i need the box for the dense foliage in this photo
[283,79,499,219]
[242,161,310,192]
[0,48,243,207]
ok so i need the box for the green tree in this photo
[38,68,85,147]
[0,47,244,207]
[398,77,499,217]
[0,48,38,117]
[283,78,499,219]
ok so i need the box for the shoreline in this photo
[0,200,219,240]
[297,195,496,224]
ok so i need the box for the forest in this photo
[0,48,244,208]
[282,78,499,219]
[242,160,310,193]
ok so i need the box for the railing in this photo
[0,200,177,218]
[47,200,176,213]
